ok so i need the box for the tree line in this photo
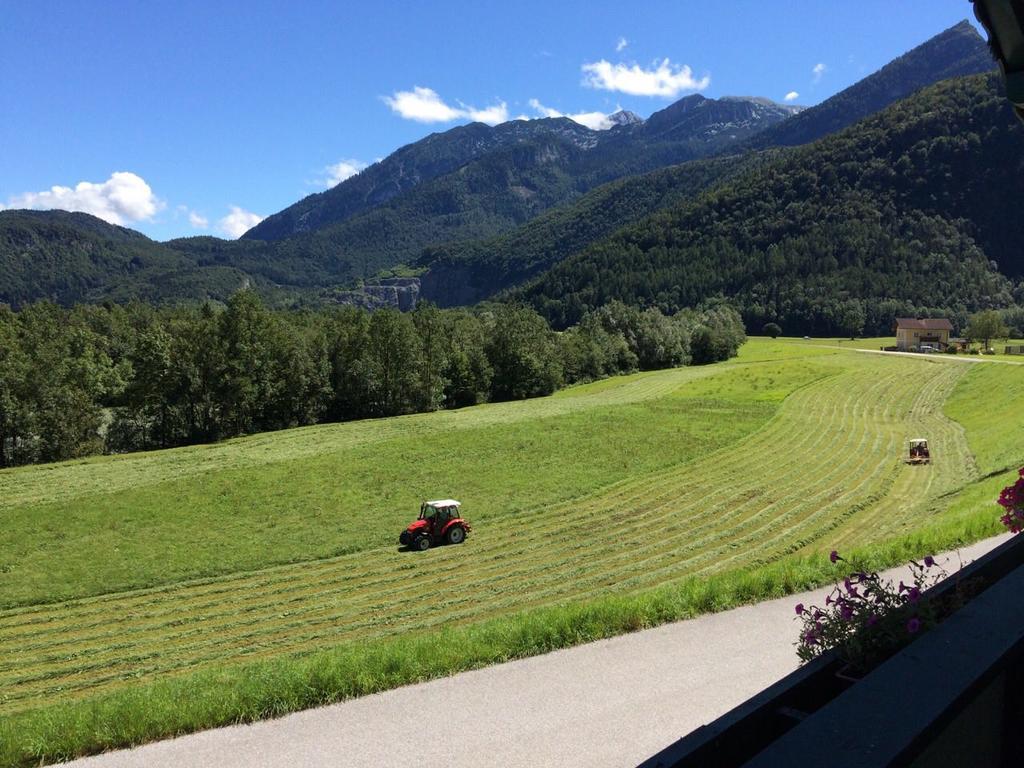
[0,293,746,468]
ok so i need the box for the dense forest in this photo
[0,292,745,467]
[417,152,767,306]
[515,73,1024,334]
[0,211,283,308]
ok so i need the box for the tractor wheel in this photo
[414,535,431,551]
[446,525,466,545]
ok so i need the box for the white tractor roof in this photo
[426,499,461,508]
[909,438,928,444]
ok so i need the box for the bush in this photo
[795,551,950,673]
[943,345,958,355]
[762,322,782,339]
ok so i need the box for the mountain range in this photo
[1,20,1016,336]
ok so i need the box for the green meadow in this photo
[0,338,1020,765]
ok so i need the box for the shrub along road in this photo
[60,534,1010,768]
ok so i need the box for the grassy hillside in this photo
[0,362,770,606]
[1,339,1021,764]
[944,362,1024,474]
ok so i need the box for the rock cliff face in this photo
[639,95,801,143]
[334,277,420,311]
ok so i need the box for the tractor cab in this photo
[907,438,931,465]
[399,499,472,551]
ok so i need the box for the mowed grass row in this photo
[0,352,974,715]
[0,363,721,513]
[0,358,787,608]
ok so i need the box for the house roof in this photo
[895,318,954,331]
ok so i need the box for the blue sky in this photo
[0,1,984,241]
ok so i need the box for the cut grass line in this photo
[0,359,951,707]
[0,509,1004,768]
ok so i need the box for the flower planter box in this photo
[639,533,1024,768]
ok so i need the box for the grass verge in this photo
[0,499,1003,768]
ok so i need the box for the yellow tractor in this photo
[907,438,931,465]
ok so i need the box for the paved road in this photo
[61,534,1010,768]
[813,343,1024,365]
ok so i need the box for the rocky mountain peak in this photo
[607,110,644,127]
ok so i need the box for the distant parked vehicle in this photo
[399,499,472,551]
[919,345,936,354]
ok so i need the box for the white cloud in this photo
[784,91,799,102]
[383,86,507,125]
[567,111,615,131]
[528,99,613,131]
[582,58,709,97]
[2,171,162,225]
[529,98,563,119]
[188,211,209,229]
[319,159,369,188]
[462,101,509,125]
[615,37,628,52]
[383,86,463,122]
[812,63,826,83]
[218,206,263,239]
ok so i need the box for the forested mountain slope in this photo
[241,96,798,254]
[0,211,254,307]
[416,152,769,306]
[415,21,995,306]
[243,118,597,241]
[513,73,1023,335]
[0,23,1005,314]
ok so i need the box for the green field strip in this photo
[4,358,962,712]
[813,362,977,547]
[0,366,836,633]
[0,376,839,651]
[0,362,791,609]
[0,362,876,663]
[0,364,721,513]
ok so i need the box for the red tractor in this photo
[399,499,472,551]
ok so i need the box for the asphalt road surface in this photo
[61,534,1010,768]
